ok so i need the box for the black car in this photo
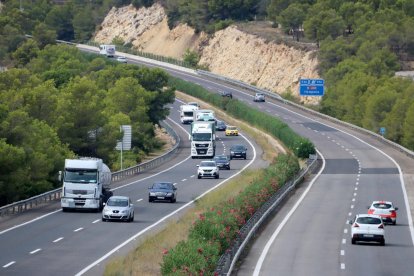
[221,90,233,98]
[230,144,247,160]
[216,120,227,131]
[213,155,231,170]
[148,182,177,203]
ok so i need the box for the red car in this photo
[367,201,398,225]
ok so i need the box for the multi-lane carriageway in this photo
[0,99,266,275]
[2,46,414,275]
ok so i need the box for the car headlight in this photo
[231,151,234,154]
[149,192,156,196]
[242,151,246,154]
[121,210,128,214]
[167,192,173,196]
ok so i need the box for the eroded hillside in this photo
[94,4,320,103]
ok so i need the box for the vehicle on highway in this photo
[349,214,385,246]
[213,155,231,170]
[188,102,200,108]
[253,92,265,102]
[221,90,233,98]
[368,201,398,225]
[230,144,247,160]
[225,126,239,136]
[102,196,134,222]
[216,120,227,131]
[116,56,127,63]
[148,182,177,203]
[197,160,219,179]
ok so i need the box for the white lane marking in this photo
[3,261,15,268]
[356,181,359,185]
[348,212,352,216]
[53,237,64,243]
[253,149,325,276]
[136,199,143,202]
[355,187,358,191]
[173,183,177,186]
[181,179,187,182]
[341,263,345,270]
[342,239,346,244]
[190,175,195,178]
[344,229,348,234]
[353,193,357,196]
[76,127,258,276]
[340,250,345,256]
[351,205,354,209]
[352,198,356,202]
[30,248,41,254]
[92,219,100,224]
[74,228,83,232]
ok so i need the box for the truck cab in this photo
[190,122,216,158]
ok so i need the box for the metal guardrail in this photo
[215,154,320,275]
[0,120,180,217]
[196,70,414,159]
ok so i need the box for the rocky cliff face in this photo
[94,4,320,103]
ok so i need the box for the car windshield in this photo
[373,203,392,209]
[231,145,245,151]
[356,217,382,224]
[107,198,128,207]
[256,93,263,96]
[227,126,236,130]
[153,183,172,189]
[214,156,227,161]
[201,162,216,167]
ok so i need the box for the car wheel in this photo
[102,217,106,222]
[130,213,134,222]
[198,175,201,179]
[380,240,385,246]
[351,238,356,245]
[244,156,246,160]
[215,174,219,179]
[149,197,153,203]
[62,207,68,212]
[393,221,396,225]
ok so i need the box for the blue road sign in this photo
[380,127,386,136]
[300,79,325,96]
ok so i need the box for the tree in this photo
[183,48,200,67]
[12,39,40,66]
[304,9,345,44]
[32,22,56,49]
[402,102,414,150]
[45,5,74,41]
[72,7,96,42]
[277,3,308,41]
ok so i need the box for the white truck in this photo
[190,121,216,158]
[99,44,116,57]
[60,158,113,212]
[180,104,198,124]
[193,109,215,123]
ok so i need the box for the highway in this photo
[3,45,413,275]
[110,52,414,275]
[0,99,265,275]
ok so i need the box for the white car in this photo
[197,160,219,179]
[367,201,398,225]
[350,214,385,246]
[102,196,134,222]
[253,93,265,102]
[116,56,127,63]
[188,102,200,108]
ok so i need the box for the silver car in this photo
[102,196,134,222]
[253,93,265,102]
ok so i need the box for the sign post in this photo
[116,125,132,170]
[299,79,325,96]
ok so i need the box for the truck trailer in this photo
[99,44,116,57]
[180,104,199,124]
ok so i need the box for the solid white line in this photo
[3,261,15,268]
[341,263,345,270]
[92,219,100,224]
[136,199,143,202]
[340,250,345,256]
[30,248,41,254]
[53,237,64,243]
[74,228,83,232]
[252,148,325,276]
[76,125,258,276]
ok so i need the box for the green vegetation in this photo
[0,41,174,206]
[169,77,315,158]
[161,154,300,275]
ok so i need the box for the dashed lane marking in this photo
[30,248,41,255]
[3,261,15,268]
[53,237,64,243]
[74,228,83,232]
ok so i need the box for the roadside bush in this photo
[161,154,300,275]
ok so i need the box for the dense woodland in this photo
[0,0,414,205]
